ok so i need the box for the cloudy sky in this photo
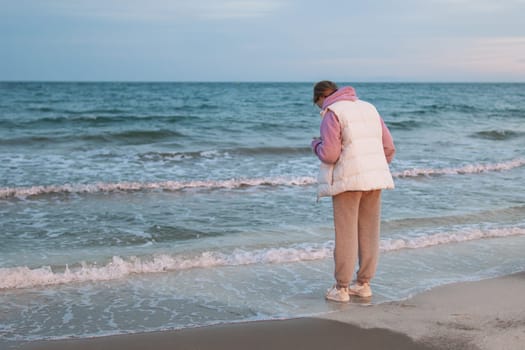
[1,0,524,82]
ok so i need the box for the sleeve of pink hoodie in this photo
[381,117,396,164]
[310,110,342,164]
[311,112,396,164]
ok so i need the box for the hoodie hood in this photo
[322,86,358,110]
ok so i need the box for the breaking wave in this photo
[391,158,525,178]
[1,158,523,199]
[1,226,523,290]
[0,177,317,199]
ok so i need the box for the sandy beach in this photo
[13,271,524,350]
[322,272,525,350]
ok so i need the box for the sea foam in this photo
[1,226,523,290]
[391,158,525,178]
[0,177,317,199]
[1,158,524,199]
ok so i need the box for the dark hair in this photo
[313,81,338,103]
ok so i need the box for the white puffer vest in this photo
[317,100,395,198]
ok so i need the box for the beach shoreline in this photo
[11,271,525,350]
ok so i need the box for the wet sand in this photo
[16,272,525,350]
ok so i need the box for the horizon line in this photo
[1,80,524,84]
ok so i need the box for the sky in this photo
[1,0,524,82]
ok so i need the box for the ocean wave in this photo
[105,129,183,143]
[139,151,205,161]
[0,129,185,146]
[1,227,523,290]
[23,107,130,115]
[139,147,311,161]
[5,114,192,127]
[236,146,311,156]
[380,227,525,251]
[1,159,524,199]
[386,120,421,130]
[390,103,479,116]
[383,205,525,232]
[392,158,525,178]
[423,102,480,114]
[0,177,317,199]
[471,130,525,141]
[26,106,57,113]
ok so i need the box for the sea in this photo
[1,82,524,347]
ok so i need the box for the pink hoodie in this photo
[311,86,396,165]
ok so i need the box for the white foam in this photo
[1,227,523,290]
[0,244,332,290]
[392,158,525,178]
[380,227,525,251]
[1,158,523,199]
[0,177,317,199]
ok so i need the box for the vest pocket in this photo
[318,163,335,186]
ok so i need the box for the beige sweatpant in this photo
[332,190,382,288]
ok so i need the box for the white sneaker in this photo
[348,282,372,298]
[325,285,350,302]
